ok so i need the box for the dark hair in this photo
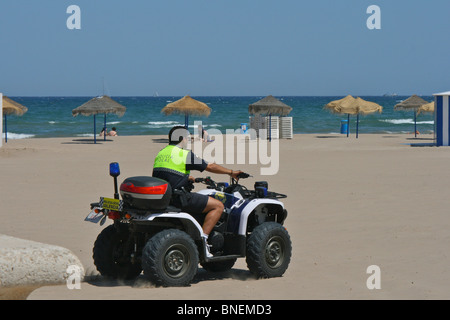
[169,126,189,145]
[112,127,116,131]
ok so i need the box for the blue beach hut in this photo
[433,91,450,146]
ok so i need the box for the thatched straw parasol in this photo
[72,95,126,144]
[324,95,356,115]
[72,95,126,117]
[394,95,430,137]
[249,95,292,116]
[2,96,28,143]
[3,96,28,116]
[325,96,383,138]
[161,95,211,128]
[417,101,434,115]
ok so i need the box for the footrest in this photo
[204,254,242,263]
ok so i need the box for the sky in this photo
[0,0,449,96]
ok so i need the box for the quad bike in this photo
[85,162,291,287]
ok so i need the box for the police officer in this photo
[153,126,243,258]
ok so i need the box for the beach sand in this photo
[1,133,449,299]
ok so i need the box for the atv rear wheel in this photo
[142,229,199,287]
[246,222,292,278]
[93,225,142,280]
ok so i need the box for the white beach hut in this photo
[249,95,293,141]
[433,91,450,146]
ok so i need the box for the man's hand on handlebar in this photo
[237,172,251,179]
[230,170,244,181]
[193,172,250,187]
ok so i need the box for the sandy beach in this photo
[1,133,449,299]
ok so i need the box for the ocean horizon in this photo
[1,95,435,139]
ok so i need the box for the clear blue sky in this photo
[1,0,449,96]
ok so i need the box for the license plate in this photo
[85,207,104,223]
[99,197,123,211]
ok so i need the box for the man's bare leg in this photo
[202,197,224,235]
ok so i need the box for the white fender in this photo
[133,212,204,238]
[237,199,285,235]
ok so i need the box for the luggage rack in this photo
[246,190,287,199]
[122,205,182,215]
[90,202,182,215]
[266,191,287,199]
[231,186,287,200]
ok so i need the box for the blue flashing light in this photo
[109,162,120,177]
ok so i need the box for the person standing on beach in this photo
[152,126,242,258]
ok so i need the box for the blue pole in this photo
[347,114,349,137]
[104,114,107,141]
[94,114,97,144]
[4,114,7,143]
[269,114,272,142]
[414,109,417,137]
[356,113,359,139]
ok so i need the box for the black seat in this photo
[165,205,182,213]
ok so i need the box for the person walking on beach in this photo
[197,124,209,142]
[152,126,242,258]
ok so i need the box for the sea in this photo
[1,96,435,139]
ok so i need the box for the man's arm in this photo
[205,163,242,180]
[186,151,243,180]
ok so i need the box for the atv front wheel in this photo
[142,229,199,287]
[246,222,292,278]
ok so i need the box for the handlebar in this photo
[195,172,250,183]
[237,172,251,179]
[194,172,251,189]
[194,177,212,184]
[193,173,287,199]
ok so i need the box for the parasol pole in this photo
[347,114,350,137]
[102,77,106,142]
[414,108,417,138]
[4,114,7,143]
[104,114,107,141]
[94,114,97,144]
[269,113,272,142]
[356,113,359,139]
